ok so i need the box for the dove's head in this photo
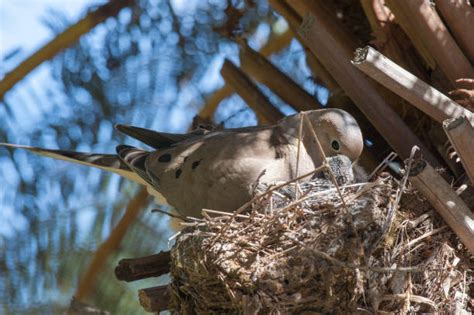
[288,109,364,162]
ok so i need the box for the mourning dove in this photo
[0,109,363,217]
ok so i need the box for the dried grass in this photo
[168,161,472,314]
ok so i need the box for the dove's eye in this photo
[331,140,340,151]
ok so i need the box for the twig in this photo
[386,147,419,234]
[352,46,474,126]
[294,113,305,199]
[202,208,250,219]
[168,231,181,249]
[403,226,449,251]
[114,251,171,282]
[443,116,474,184]
[380,293,437,310]
[368,151,398,180]
[408,159,474,254]
[302,114,354,223]
[152,208,186,220]
[208,164,328,245]
[138,285,170,312]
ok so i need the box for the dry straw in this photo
[168,156,471,313]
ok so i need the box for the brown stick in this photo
[435,0,474,64]
[239,41,322,111]
[198,30,293,120]
[0,0,134,101]
[443,116,474,184]
[409,159,474,255]
[115,251,171,282]
[297,13,438,163]
[385,0,474,86]
[267,0,301,27]
[384,0,436,69]
[220,59,284,124]
[138,285,170,312]
[352,46,474,126]
[360,0,430,81]
[268,0,340,92]
[304,49,340,91]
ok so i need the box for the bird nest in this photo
[168,164,471,314]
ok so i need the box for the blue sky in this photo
[0,0,105,62]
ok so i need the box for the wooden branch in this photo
[198,85,233,120]
[385,0,474,86]
[115,251,171,282]
[75,188,149,300]
[220,59,283,124]
[297,12,438,164]
[0,0,134,101]
[384,0,436,69]
[259,29,293,56]
[361,0,393,40]
[268,0,340,92]
[409,159,474,255]
[198,30,293,120]
[352,46,474,126]
[435,0,474,64]
[360,0,430,81]
[443,116,474,184]
[239,41,322,111]
[138,285,170,313]
[267,0,302,27]
[304,49,340,91]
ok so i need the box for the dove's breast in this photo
[145,128,316,217]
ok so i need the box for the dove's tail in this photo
[0,143,147,186]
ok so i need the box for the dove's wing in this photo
[115,145,155,187]
[115,123,277,149]
[115,124,209,149]
[0,143,148,186]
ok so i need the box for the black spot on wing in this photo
[191,160,201,169]
[158,153,171,162]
